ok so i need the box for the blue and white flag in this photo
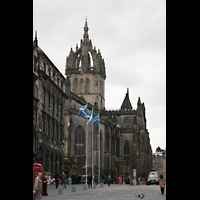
[85,110,93,124]
[93,114,99,124]
[77,105,88,117]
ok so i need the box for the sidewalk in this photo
[41,183,166,200]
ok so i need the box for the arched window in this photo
[123,119,129,128]
[80,79,84,94]
[86,79,90,94]
[74,126,85,155]
[74,79,78,93]
[124,140,129,154]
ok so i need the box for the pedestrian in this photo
[33,172,42,200]
[143,178,145,185]
[158,174,165,195]
[75,174,77,185]
[138,177,140,185]
[71,173,75,184]
[62,172,67,188]
[108,174,111,186]
[128,176,130,184]
[140,177,143,185]
[88,173,92,188]
[54,172,60,188]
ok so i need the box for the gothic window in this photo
[116,138,120,156]
[133,116,137,124]
[74,79,78,93]
[86,79,90,94]
[42,113,45,133]
[74,126,85,155]
[123,119,129,128]
[124,140,129,154]
[56,124,59,141]
[42,87,46,104]
[80,79,84,93]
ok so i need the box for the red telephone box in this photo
[33,163,43,197]
[118,177,122,184]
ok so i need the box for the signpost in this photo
[133,169,137,185]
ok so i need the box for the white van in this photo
[146,172,159,185]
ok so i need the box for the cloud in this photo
[33,0,166,152]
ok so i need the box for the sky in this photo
[33,0,166,153]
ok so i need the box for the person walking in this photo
[33,172,42,200]
[108,174,111,186]
[54,172,60,188]
[88,173,92,188]
[62,172,67,189]
[158,174,165,195]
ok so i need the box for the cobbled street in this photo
[41,184,166,200]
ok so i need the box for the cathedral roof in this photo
[121,88,133,110]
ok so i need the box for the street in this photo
[41,184,166,200]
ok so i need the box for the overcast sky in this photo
[33,0,166,153]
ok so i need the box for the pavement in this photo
[41,183,166,200]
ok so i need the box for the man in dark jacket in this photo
[87,173,92,188]
[54,172,60,188]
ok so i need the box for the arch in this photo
[123,118,129,128]
[124,140,129,154]
[74,79,78,93]
[80,79,84,94]
[88,51,94,67]
[86,79,90,94]
[72,48,97,68]
[74,125,85,155]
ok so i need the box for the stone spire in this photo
[121,88,133,110]
[83,17,89,41]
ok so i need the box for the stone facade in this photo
[33,19,152,180]
[152,147,166,180]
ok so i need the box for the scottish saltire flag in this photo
[93,114,99,124]
[77,105,88,117]
[85,110,93,124]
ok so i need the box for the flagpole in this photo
[86,122,88,186]
[98,112,100,187]
[92,106,94,188]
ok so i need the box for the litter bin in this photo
[118,177,122,184]
[68,178,72,185]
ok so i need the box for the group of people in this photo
[53,172,67,189]
[71,173,82,184]
[138,177,146,185]
[33,172,165,200]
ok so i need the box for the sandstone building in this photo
[33,19,152,181]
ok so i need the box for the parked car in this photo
[146,172,159,185]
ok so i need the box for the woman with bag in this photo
[158,174,165,195]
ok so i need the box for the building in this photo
[152,146,166,179]
[33,18,152,180]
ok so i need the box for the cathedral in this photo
[33,18,152,182]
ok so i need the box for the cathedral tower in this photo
[65,18,106,109]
